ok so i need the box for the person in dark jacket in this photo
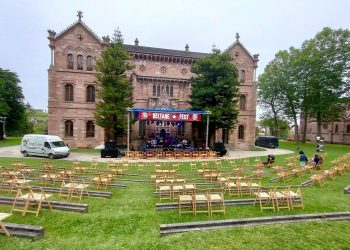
[299,151,308,166]
[312,153,323,168]
[263,154,275,166]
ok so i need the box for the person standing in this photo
[299,151,308,167]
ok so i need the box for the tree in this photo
[94,28,134,141]
[190,48,240,145]
[258,49,301,142]
[0,68,30,135]
[299,27,350,136]
[258,117,290,139]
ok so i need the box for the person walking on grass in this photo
[299,151,308,167]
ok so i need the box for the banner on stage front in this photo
[138,112,201,122]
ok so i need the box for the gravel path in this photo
[0,145,294,162]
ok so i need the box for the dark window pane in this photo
[77,55,83,70]
[86,85,95,102]
[65,84,73,101]
[67,54,73,69]
[65,120,73,137]
[86,121,95,137]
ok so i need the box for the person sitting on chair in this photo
[311,153,323,169]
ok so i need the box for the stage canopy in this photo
[127,108,210,122]
[126,108,211,152]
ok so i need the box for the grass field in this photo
[0,137,22,147]
[0,141,349,249]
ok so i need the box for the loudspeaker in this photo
[214,143,226,157]
[101,149,120,158]
[105,141,117,150]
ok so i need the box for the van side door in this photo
[43,141,52,156]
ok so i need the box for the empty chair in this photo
[12,186,52,217]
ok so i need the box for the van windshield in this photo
[51,141,66,148]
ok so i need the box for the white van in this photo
[20,134,70,159]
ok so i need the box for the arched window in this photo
[86,85,95,102]
[67,54,73,69]
[77,55,83,70]
[239,95,246,110]
[347,124,350,133]
[64,84,74,101]
[86,55,93,71]
[170,85,173,97]
[335,124,339,133]
[153,84,157,96]
[240,70,245,83]
[166,85,170,96]
[86,121,95,137]
[238,125,245,140]
[157,85,161,97]
[65,120,73,137]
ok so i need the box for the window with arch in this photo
[77,55,83,70]
[86,121,95,137]
[67,54,73,69]
[240,69,246,83]
[239,95,246,110]
[64,84,74,101]
[166,85,169,96]
[65,120,73,137]
[347,124,350,133]
[86,85,95,102]
[170,85,173,97]
[157,85,161,97]
[153,84,157,96]
[86,55,93,71]
[238,125,245,140]
[335,124,339,133]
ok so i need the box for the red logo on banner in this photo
[138,112,201,122]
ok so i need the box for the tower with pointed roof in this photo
[47,13,259,150]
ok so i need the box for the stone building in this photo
[300,105,350,144]
[47,12,259,149]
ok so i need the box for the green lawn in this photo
[0,141,349,249]
[0,137,22,147]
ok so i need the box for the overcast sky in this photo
[0,0,349,110]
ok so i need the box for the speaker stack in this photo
[101,141,120,158]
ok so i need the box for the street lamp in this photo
[0,116,6,140]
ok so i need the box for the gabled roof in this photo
[54,20,103,44]
[225,40,255,60]
[124,44,209,59]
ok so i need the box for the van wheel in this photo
[23,151,29,157]
[48,153,54,159]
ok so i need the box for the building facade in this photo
[47,13,259,149]
[300,105,350,144]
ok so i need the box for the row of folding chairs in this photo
[254,186,304,212]
[178,188,225,216]
[310,164,349,187]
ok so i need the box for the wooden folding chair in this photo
[284,187,304,210]
[272,186,291,211]
[70,179,90,201]
[40,171,62,186]
[158,181,172,201]
[190,160,197,171]
[90,158,99,171]
[0,213,11,237]
[172,163,180,171]
[5,174,30,192]
[59,177,77,199]
[12,186,52,217]
[193,189,210,216]
[178,193,194,215]
[254,186,275,212]
[225,178,240,196]
[207,188,225,215]
[92,173,112,191]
